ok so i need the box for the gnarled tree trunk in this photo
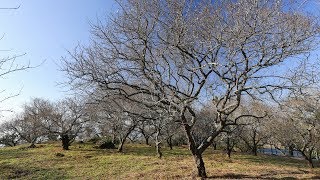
[183,124,207,178]
[194,152,206,178]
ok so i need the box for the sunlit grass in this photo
[0,142,319,179]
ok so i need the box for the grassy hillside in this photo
[0,142,320,179]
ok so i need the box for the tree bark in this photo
[194,152,207,178]
[61,134,70,150]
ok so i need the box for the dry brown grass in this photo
[0,143,319,179]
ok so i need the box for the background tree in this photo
[237,101,271,156]
[0,121,20,147]
[94,96,141,152]
[8,117,41,148]
[137,120,155,146]
[48,98,88,150]
[275,95,320,168]
[221,126,242,158]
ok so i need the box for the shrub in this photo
[95,139,116,149]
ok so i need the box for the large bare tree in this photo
[63,0,319,177]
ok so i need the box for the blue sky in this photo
[0,0,319,122]
[0,0,116,121]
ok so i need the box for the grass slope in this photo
[0,142,320,179]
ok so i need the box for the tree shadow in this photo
[207,173,300,179]
[0,164,68,179]
[0,148,32,159]
[235,154,311,168]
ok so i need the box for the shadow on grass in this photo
[0,164,68,179]
[234,153,310,168]
[0,148,33,160]
[208,173,314,179]
[66,142,192,156]
[122,145,192,157]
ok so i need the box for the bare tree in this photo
[4,98,52,148]
[62,0,319,177]
[47,98,88,150]
[23,97,88,150]
[163,118,180,150]
[137,120,155,146]
[0,121,20,147]
[94,96,141,152]
[273,96,320,168]
[237,101,271,156]
[8,115,44,148]
[221,126,242,158]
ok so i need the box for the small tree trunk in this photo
[145,136,150,146]
[156,142,162,158]
[117,124,137,152]
[212,142,217,150]
[252,143,257,156]
[307,158,314,168]
[227,149,232,158]
[226,137,232,158]
[111,134,116,144]
[61,134,70,150]
[117,138,126,152]
[308,150,314,168]
[167,136,173,150]
[155,131,162,158]
[61,135,70,150]
[301,150,314,168]
[288,145,294,157]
